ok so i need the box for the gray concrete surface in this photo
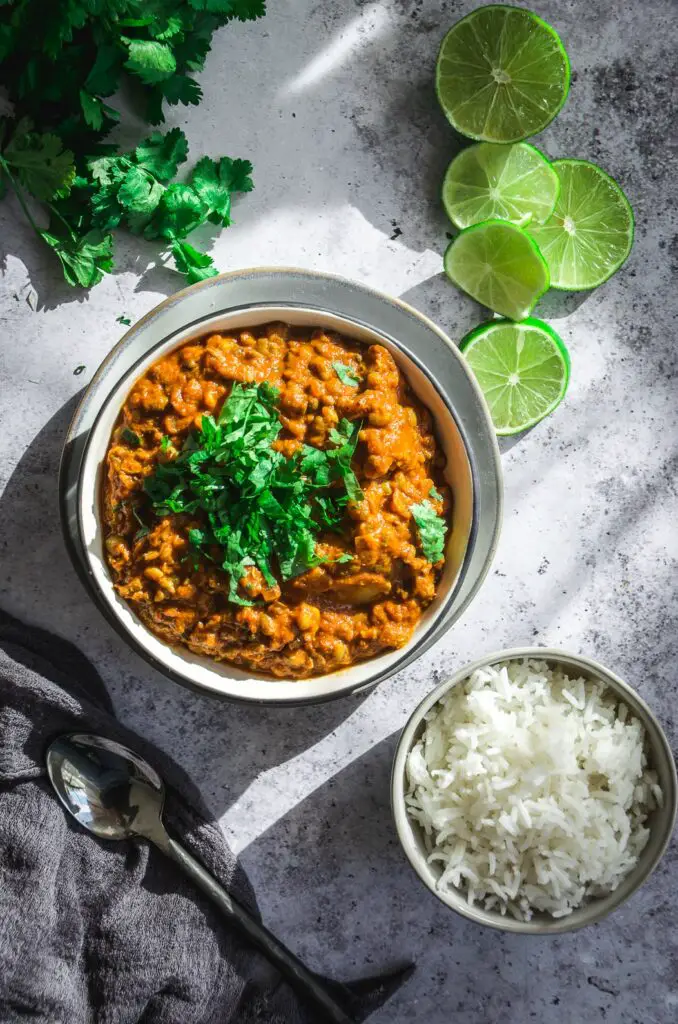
[1,1,676,1020]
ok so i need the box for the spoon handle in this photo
[162,836,355,1024]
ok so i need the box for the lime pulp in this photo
[528,159,634,290]
[460,317,570,434]
[436,5,571,143]
[442,142,560,230]
[444,219,550,322]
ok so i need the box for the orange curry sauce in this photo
[102,323,451,678]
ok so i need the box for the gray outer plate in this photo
[59,268,503,705]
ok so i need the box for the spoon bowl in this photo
[46,733,166,841]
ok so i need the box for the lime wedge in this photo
[444,220,550,321]
[443,142,560,230]
[528,159,634,290]
[436,5,570,143]
[460,318,570,435]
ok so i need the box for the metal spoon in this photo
[46,733,354,1024]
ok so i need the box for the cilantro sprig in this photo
[142,383,363,605]
[0,2,263,289]
[411,499,448,564]
[0,119,253,288]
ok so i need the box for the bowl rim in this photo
[391,645,678,934]
[62,268,503,704]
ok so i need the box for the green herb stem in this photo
[0,156,45,241]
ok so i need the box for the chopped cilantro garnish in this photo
[411,499,448,564]
[429,485,443,501]
[117,314,132,326]
[333,361,360,387]
[335,553,354,564]
[143,383,363,605]
[160,435,171,452]
[121,427,140,446]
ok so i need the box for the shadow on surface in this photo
[397,272,485,345]
[0,396,369,818]
[533,289,592,321]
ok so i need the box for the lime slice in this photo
[460,318,570,434]
[528,159,634,290]
[444,220,550,321]
[436,5,571,143]
[442,142,560,230]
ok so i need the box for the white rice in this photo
[405,659,662,920]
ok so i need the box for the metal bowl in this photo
[60,268,502,704]
[392,647,677,933]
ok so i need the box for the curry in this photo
[102,323,452,679]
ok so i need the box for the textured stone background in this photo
[1,1,677,1020]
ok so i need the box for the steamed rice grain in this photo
[406,659,661,920]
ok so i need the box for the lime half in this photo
[442,142,560,230]
[461,318,570,434]
[444,220,550,321]
[528,159,634,290]
[436,5,571,143]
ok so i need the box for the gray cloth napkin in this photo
[0,610,411,1024]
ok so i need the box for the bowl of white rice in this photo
[392,649,677,933]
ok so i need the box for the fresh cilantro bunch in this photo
[142,383,362,605]
[0,1,263,288]
[0,1,265,141]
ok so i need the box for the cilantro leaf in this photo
[411,499,447,564]
[333,362,360,387]
[88,154,130,187]
[135,128,188,183]
[118,166,164,216]
[145,182,206,240]
[189,155,254,225]
[189,157,231,225]
[2,118,75,201]
[171,239,218,284]
[124,39,177,85]
[90,184,125,230]
[117,315,132,326]
[174,25,214,71]
[85,44,122,96]
[79,91,119,132]
[429,485,443,501]
[158,75,203,109]
[41,228,113,288]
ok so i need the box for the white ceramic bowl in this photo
[77,303,487,702]
[392,648,677,934]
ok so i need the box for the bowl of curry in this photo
[78,304,482,702]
